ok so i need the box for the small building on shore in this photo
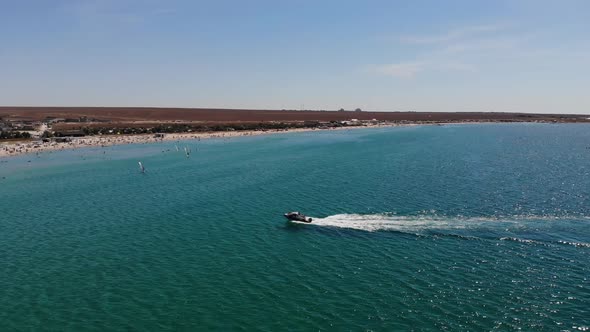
[341,119,361,126]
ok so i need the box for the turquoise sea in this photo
[1,124,589,331]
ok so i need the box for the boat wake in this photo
[310,213,468,233]
[304,213,590,248]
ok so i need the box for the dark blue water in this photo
[1,124,589,331]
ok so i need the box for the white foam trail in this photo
[309,214,471,232]
[307,213,589,233]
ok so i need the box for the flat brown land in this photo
[0,106,588,123]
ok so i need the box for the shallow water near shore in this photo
[1,124,589,330]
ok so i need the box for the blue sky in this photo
[1,0,589,113]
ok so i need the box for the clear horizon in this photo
[1,0,589,113]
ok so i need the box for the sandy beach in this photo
[0,124,402,158]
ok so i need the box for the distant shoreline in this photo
[0,121,587,159]
[0,123,402,158]
[3,107,589,158]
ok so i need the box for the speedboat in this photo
[284,211,312,223]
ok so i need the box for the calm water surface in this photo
[1,124,589,331]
